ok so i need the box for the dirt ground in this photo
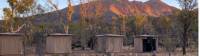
[134,52,197,56]
[70,51,197,56]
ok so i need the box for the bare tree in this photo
[176,0,197,55]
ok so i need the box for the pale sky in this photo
[0,0,181,20]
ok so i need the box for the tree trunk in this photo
[23,43,26,56]
[182,31,187,55]
[35,32,46,56]
[65,25,69,34]
[10,8,14,33]
[168,52,171,56]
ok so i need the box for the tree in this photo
[74,0,109,49]
[2,8,12,32]
[126,16,136,45]
[9,0,34,14]
[33,23,49,56]
[6,0,46,56]
[47,0,58,10]
[6,0,35,33]
[47,0,66,33]
[78,0,89,50]
[160,16,177,56]
[31,4,49,56]
[111,16,117,34]
[7,0,36,43]
[176,0,197,55]
[65,0,74,34]
[134,15,147,34]
[161,36,177,56]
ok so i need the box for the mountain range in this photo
[34,0,177,22]
[0,0,178,33]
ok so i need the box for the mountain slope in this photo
[35,0,177,22]
[108,0,177,17]
[38,0,176,22]
[0,0,178,33]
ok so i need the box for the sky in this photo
[0,0,180,20]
